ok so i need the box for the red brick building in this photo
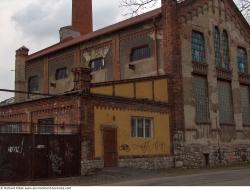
[1,0,250,179]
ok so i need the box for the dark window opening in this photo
[237,47,248,74]
[213,27,221,67]
[28,75,39,93]
[192,31,206,63]
[89,58,105,72]
[222,31,230,70]
[130,45,151,62]
[55,67,68,80]
[37,118,54,134]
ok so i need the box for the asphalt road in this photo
[108,168,250,186]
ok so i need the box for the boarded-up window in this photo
[130,45,151,62]
[192,31,205,63]
[240,85,250,125]
[218,81,234,124]
[193,76,210,122]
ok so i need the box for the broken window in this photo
[28,75,39,93]
[218,81,234,124]
[213,27,221,67]
[193,76,210,123]
[192,31,205,63]
[55,67,68,80]
[130,45,151,62]
[237,47,248,74]
[131,117,153,138]
[89,58,105,72]
[240,85,250,125]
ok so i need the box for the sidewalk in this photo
[2,164,250,186]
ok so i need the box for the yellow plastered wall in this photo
[154,79,168,102]
[115,83,134,98]
[136,81,153,100]
[90,86,113,96]
[91,78,168,103]
[94,107,170,158]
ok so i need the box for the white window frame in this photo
[131,117,154,138]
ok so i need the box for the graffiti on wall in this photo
[119,140,167,153]
[49,152,64,175]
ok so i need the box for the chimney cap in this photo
[16,46,29,56]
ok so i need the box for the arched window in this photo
[237,47,248,74]
[213,27,221,67]
[28,75,39,93]
[192,31,206,63]
[222,31,229,70]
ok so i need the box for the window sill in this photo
[192,62,208,76]
[195,121,211,125]
[220,123,235,126]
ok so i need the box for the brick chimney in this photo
[72,0,93,36]
[15,46,29,103]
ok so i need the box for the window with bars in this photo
[89,58,105,72]
[55,67,68,80]
[237,47,248,74]
[131,117,153,138]
[214,27,221,67]
[218,81,234,124]
[222,31,230,70]
[0,123,22,133]
[240,85,250,125]
[28,75,39,93]
[130,45,151,62]
[37,118,54,134]
[192,31,206,63]
[193,76,210,123]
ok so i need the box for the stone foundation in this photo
[81,159,104,175]
[178,144,250,168]
[118,156,174,169]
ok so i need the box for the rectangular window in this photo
[90,58,105,72]
[240,85,250,125]
[55,67,68,80]
[192,31,206,63]
[37,118,54,134]
[193,76,210,123]
[0,123,22,133]
[131,117,153,138]
[237,47,248,74]
[218,81,234,124]
[28,75,39,93]
[130,45,151,62]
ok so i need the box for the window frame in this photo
[89,57,105,72]
[130,45,151,62]
[237,47,248,74]
[222,30,230,70]
[213,26,221,67]
[240,85,250,125]
[37,118,54,134]
[28,75,39,93]
[131,117,154,138]
[192,31,206,64]
[55,67,68,80]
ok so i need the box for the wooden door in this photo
[103,128,117,167]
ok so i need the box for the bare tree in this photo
[120,0,250,22]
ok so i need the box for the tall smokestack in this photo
[72,0,93,36]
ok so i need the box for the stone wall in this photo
[118,156,174,170]
[177,144,250,168]
[81,160,104,175]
